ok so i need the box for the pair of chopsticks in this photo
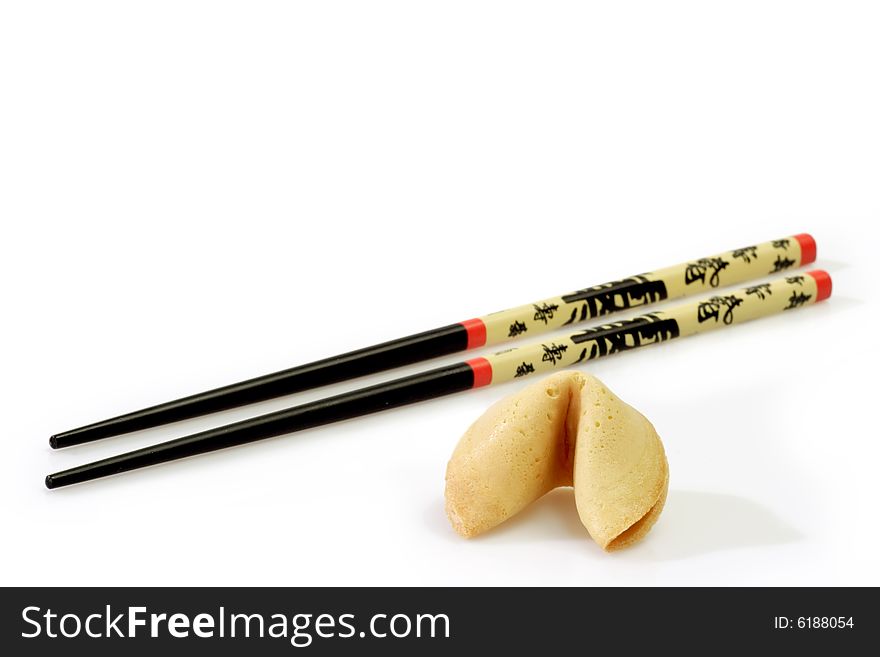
[46,233,831,488]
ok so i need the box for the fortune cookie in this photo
[444,371,669,551]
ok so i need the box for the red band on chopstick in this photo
[795,233,817,265]
[460,318,487,349]
[466,357,493,388]
[807,269,832,301]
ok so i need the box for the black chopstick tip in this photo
[45,474,57,490]
[49,435,59,449]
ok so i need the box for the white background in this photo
[1,1,878,586]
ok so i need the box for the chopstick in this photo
[45,269,831,488]
[50,234,817,448]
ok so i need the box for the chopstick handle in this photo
[480,270,831,385]
[45,270,831,489]
[474,234,816,345]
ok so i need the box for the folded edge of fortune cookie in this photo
[444,371,669,551]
